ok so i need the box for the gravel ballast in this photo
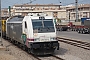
[0,38,90,60]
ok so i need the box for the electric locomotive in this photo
[6,13,59,55]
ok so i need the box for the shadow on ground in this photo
[54,47,68,55]
[37,47,68,57]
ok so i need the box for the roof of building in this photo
[13,4,61,7]
[67,4,90,10]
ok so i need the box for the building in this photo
[1,8,9,17]
[1,4,90,22]
[67,4,90,21]
[1,4,67,20]
[1,7,14,18]
[12,4,66,20]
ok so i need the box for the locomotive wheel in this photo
[22,45,26,51]
[28,48,31,53]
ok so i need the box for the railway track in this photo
[4,39,41,60]
[25,49,65,60]
[29,54,42,60]
[31,54,65,60]
[4,38,65,60]
[51,55,65,60]
[57,37,90,50]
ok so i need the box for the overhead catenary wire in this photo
[0,0,3,46]
[24,0,36,4]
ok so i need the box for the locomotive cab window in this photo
[32,19,55,33]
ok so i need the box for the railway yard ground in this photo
[0,31,90,60]
[56,31,90,43]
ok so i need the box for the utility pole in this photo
[8,6,11,17]
[0,0,3,46]
[69,11,70,22]
[89,7,90,18]
[75,0,78,22]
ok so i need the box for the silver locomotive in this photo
[6,13,59,55]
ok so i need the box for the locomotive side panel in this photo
[7,23,12,38]
[7,23,23,43]
[6,16,24,43]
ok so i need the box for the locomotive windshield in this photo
[32,19,55,33]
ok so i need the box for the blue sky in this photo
[1,0,90,8]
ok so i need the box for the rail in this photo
[57,37,90,50]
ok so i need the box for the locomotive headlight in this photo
[34,33,38,36]
[34,38,39,41]
[50,37,56,40]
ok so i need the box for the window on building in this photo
[83,12,87,14]
[53,12,57,17]
[83,16,87,18]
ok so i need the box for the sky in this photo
[1,0,90,8]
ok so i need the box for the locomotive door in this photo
[24,21,28,34]
[22,21,28,44]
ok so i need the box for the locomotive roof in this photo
[7,15,24,23]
